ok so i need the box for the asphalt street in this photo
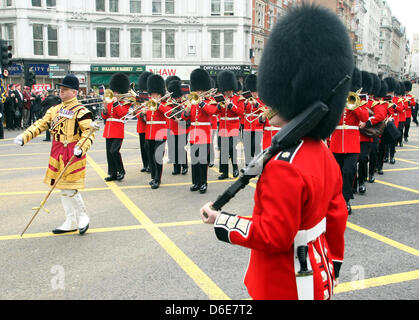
[0,121,418,300]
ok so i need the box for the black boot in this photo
[104,175,117,182]
[181,166,188,175]
[346,200,352,215]
[390,157,395,164]
[199,183,208,194]
[190,184,199,192]
[368,174,375,183]
[232,165,239,178]
[358,182,366,194]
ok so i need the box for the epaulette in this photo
[274,140,304,163]
[371,101,379,108]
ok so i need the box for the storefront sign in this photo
[32,83,52,92]
[200,65,251,76]
[146,65,197,80]
[90,65,146,73]
[8,63,23,75]
[49,63,70,78]
[28,64,49,76]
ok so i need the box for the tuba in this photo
[346,90,361,111]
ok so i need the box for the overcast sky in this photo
[385,0,419,42]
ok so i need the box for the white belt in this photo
[294,217,326,300]
[220,117,240,121]
[192,121,211,126]
[335,125,359,130]
[264,126,281,131]
[146,121,166,125]
[106,118,124,123]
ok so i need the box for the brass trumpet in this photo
[346,90,361,111]
[122,92,173,121]
[245,106,267,123]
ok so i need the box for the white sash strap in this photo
[335,125,359,130]
[106,118,124,123]
[264,126,281,131]
[294,218,326,300]
[192,121,211,126]
[146,121,167,125]
[220,117,240,121]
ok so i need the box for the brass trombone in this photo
[164,88,218,119]
[245,106,268,123]
[122,92,173,121]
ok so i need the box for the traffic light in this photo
[0,39,13,69]
[25,69,36,87]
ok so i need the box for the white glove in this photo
[14,135,24,146]
[0,113,2,119]
[73,145,83,158]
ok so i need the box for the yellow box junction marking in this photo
[86,154,230,300]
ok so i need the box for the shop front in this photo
[90,65,146,89]
[200,65,252,87]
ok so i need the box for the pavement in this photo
[0,121,418,300]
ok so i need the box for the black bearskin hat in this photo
[217,70,237,93]
[371,73,381,97]
[350,68,362,92]
[165,75,181,89]
[383,77,397,93]
[404,80,412,92]
[377,80,388,98]
[396,81,405,95]
[236,80,242,93]
[147,74,166,96]
[167,80,183,99]
[257,4,353,139]
[138,71,153,92]
[360,71,373,94]
[245,74,258,92]
[109,73,130,94]
[190,68,211,92]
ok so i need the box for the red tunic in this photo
[330,105,369,154]
[181,98,218,145]
[102,102,130,139]
[262,118,281,150]
[217,94,244,137]
[144,101,172,140]
[214,138,347,300]
[406,94,415,118]
[244,97,264,132]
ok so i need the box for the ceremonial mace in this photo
[20,121,100,237]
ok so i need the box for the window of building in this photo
[256,2,265,27]
[165,0,174,14]
[152,30,162,58]
[110,28,119,57]
[130,0,141,13]
[32,0,41,6]
[46,0,56,7]
[6,0,13,6]
[96,0,105,12]
[33,24,43,55]
[109,0,118,12]
[130,28,142,58]
[96,28,106,57]
[152,0,161,14]
[224,30,233,58]
[165,30,175,58]
[211,31,221,58]
[224,0,234,16]
[2,24,14,53]
[47,25,58,56]
[211,0,221,16]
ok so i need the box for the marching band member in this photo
[330,68,369,214]
[14,74,95,234]
[101,73,131,182]
[376,80,390,175]
[396,81,407,147]
[181,68,218,194]
[216,70,244,179]
[260,115,281,150]
[403,80,414,142]
[137,71,153,173]
[242,74,264,166]
[142,74,172,189]
[355,71,374,195]
[201,4,350,300]
[166,79,189,175]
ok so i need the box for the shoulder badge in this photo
[275,140,304,163]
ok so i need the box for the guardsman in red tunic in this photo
[181,68,218,193]
[261,116,281,150]
[363,75,388,183]
[403,80,414,142]
[216,70,244,179]
[330,68,369,214]
[137,71,153,173]
[396,81,407,147]
[166,78,189,175]
[243,74,264,166]
[376,80,391,175]
[141,74,172,189]
[101,73,131,182]
[201,4,350,300]
[355,71,374,195]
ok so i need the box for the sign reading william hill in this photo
[90,65,145,73]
